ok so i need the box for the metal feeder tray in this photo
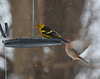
[2,37,63,48]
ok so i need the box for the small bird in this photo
[64,39,88,64]
[36,24,69,43]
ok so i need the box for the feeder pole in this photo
[32,0,34,38]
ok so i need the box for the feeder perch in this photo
[2,37,62,48]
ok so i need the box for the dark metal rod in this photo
[0,23,9,38]
[32,0,34,38]
[5,23,9,37]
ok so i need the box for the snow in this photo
[75,0,100,79]
[0,0,14,71]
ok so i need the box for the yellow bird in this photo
[36,24,69,43]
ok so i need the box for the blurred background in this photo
[0,0,85,79]
[1,0,100,79]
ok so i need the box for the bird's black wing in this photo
[41,26,59,38]
[45,31,59,38]
[41,26,51,32]
[41,27,70,43]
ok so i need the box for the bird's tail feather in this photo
[58,37,70,43]
[78,57,89,65]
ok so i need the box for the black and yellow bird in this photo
[36,24,70,43]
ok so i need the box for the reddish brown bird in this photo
[64,39,88,64]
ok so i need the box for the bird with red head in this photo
[64,39,88,64]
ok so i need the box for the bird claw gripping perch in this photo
[0,23,9,38]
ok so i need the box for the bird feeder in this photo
[0,0,63,48]
[0,23,62,48]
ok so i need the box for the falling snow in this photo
[0,0,14,76]
[75,0,100,79]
